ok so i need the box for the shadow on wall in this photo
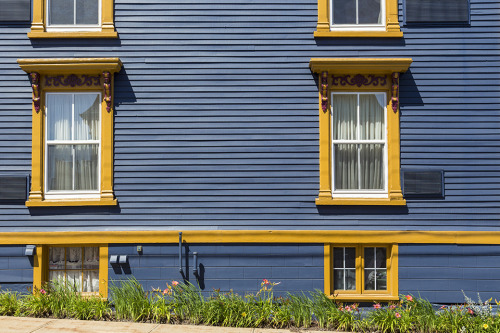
[399,69,424,108]
[314,37,407,48]
[317,205,409,216]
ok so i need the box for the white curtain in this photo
[333,94,385,190]
[46,94,99,192]
[49,247,65,270]
[66,247,82,269]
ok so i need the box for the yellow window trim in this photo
[33,244,109,298]
[18,58,122,207]
[315,0,402,37]
[324,244,399,301]
[310,58,412,206]
[28,0,117,39]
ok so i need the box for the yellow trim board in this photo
[309,58,413,74]
[4,230,500,245]
[18,58,122,74]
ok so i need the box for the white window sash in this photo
[330,0,386,30]
[46,0,102,29]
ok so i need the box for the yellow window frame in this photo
[33,244,109,298]
[28,0,117,38]
[324,243,399,301]
[18,58,122,207]
[310,58,411,206]
[314,0,402,37]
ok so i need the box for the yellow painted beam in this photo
[3,230,500,245]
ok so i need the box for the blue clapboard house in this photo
[0,0,498,303]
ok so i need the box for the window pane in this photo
[74,94,100,140]
[83,247,99,269]
[345,247,356,268]
[47,94,72,141]
[360,144,384,190]
[83,270,99,292]
[49,0,75,25]
[49,247,65,269]
[346,269,356,290]
[365,269,376,290]
[332,0,356,24]
[333,94,357,140]
[76,0,99,25]
[66,247,82,269]
[333,247,344,268]
[333,269,344,290]
[47,145,73,191]
[359,94,385,140]
[358,0,382,24]
[376,248,387,268]
[377,270,387,290]
[66,270,83,291]
[49,270,65,284]
[364,247,375,268]
[74,145,99,191]
[334,144,358,190]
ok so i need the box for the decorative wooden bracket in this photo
[103,71,112,112]
[29,72,41,113]
[391,72,399,113]
[331,74,387,87]
[321,71,328,112]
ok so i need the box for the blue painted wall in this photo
[0,0,498,232]
[109,244,324,296]
[399,244,500,304]
[0,245,33,293]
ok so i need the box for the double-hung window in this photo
[47,0,100,31]
[309,58,411,206]
[315,0,402,37]
[45,93,101,200]
[332,92,387,198]
[18,58,122,207]
[28,0,116,38]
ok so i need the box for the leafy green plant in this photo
[0,290,21,316]
[109,278,151,321]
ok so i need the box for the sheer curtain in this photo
[333,95,357,190]
[46,93,99,192]
[333,94,385,191]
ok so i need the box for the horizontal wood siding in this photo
[0,0,498,231]
[399,244,500,303]
[0,245,33,292]
[109,244,323,296]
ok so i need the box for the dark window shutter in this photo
[402,170,444,198]
[0,176,28,201]
[405,0,469,24]
[0,0,31,22]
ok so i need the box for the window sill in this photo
[27,31,118,38]
[329,294,399,301]
[314,30,403,38]
[316,197,406,206]
[26,198,117,207]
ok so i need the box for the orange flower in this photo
[162,288,171,295]
[172,280,179,286]
[262,279,270,285]
[405,295,413,302]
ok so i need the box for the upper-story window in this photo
[315,0,402,37]
[47,0,100,30]
[332,0,385,30]
[28,0,117,38]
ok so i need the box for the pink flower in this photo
[468,308,474,315]
[395,312,401,318]
[373,303,381,309]
[440,305,446,310]
[405,295,413,302]
[172,280,179,286]
[162,288,170,295]
[345,305,352,312]
[389,304,396,310]
[40,289,46,295]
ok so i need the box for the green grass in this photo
[2,279,500,332]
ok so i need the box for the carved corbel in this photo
[321,71,328,112]
[103,71,112,112]
[29,72,41,113]
[391,72,400,113]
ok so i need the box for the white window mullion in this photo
[343,247,346,289]
[355,0,359,24]
[73,0,77,25]
[356,94,361,190]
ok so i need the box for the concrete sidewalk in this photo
[0,316,341,333]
